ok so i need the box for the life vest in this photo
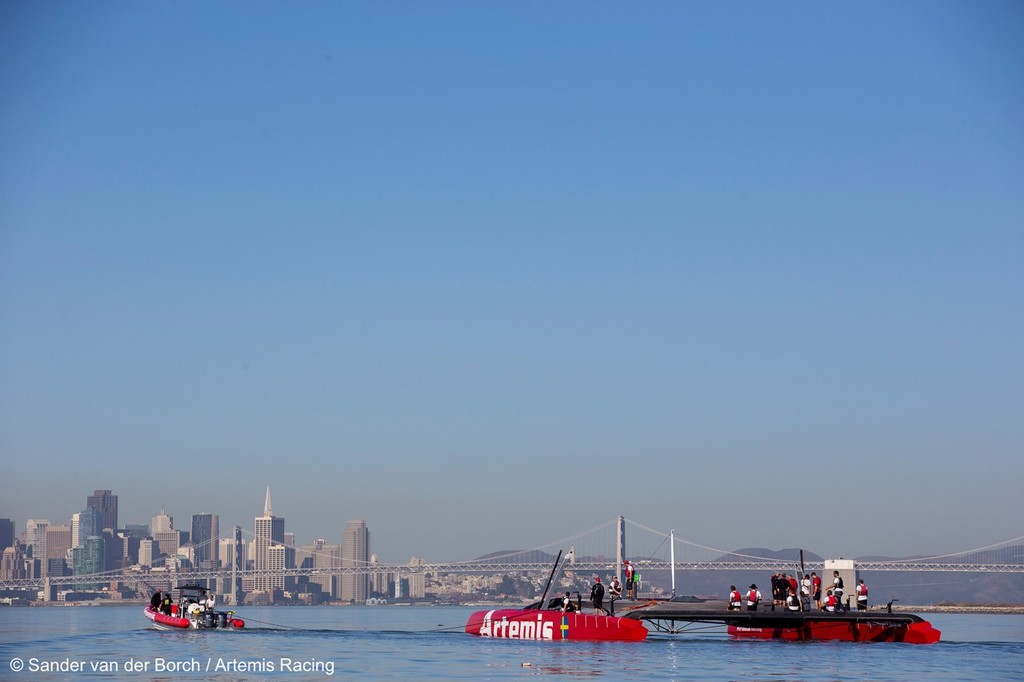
[825,594,837,611]
[747,589,759,605]
[787,595,800,611]
[857,584,868,600]
[730,590,742,606]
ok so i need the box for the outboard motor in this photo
[217,612,228,628]
[202,611,216,628]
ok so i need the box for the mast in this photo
[538,550,563,609]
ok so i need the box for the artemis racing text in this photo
[477,610,556,640]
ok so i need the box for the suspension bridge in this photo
[3,518,1022,600]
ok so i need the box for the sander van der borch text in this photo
[15,656,336,676]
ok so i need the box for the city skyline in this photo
[3,483,1021,568]
[2,3,1022,563]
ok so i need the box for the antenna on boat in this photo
[537,549,563,610]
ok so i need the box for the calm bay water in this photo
[2,606,1022,680]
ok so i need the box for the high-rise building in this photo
[45,525,71,566]
[73,536,104,587]
[254,486,285,592]
[0,519,15,552]
[151,509,174,533]
[25,519,49,577]
[1,541,28,580]
[87,489,118,532]
[76,507,102,549]
[298,539,341,599]
[341,520,370,603]
[190,513,220,569]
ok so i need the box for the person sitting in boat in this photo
[150,591,162,610]
[608,576,622,600]
[561,591,575,613]
[823,589,837,611]
[746,584,762,611]
[786,588,801,611]
[728,585,742,611]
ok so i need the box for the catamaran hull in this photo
[466,609,648,642]
[728,619,940,644]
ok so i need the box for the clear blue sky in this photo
[1,1,1021,562]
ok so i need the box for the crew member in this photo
[827,565,843,602]
[561,591,575,612]
[624,560,636,600]
[801,574,812,611]
[812,572,822,609]
[823,589,837,612]
[786,587,801,611]
[856,579,868,610]
[746,584,762,611]
[591,576,605,614]
[608,576,622,600]
[150,591,162,610]
[728,585,742,611]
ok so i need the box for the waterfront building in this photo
[254,486,285,592]
[190,513,220,569]
[86,489,118,532]
[341,520,370,603]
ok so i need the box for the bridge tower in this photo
[230,525,244,606]
[616,516,626,581]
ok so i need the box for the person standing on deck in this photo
[801,574,812,611]
[591,576,605,614]
[812,572,822,609]
[856,579,868,610]
[623,560,636,600]
[832,571,845,609]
